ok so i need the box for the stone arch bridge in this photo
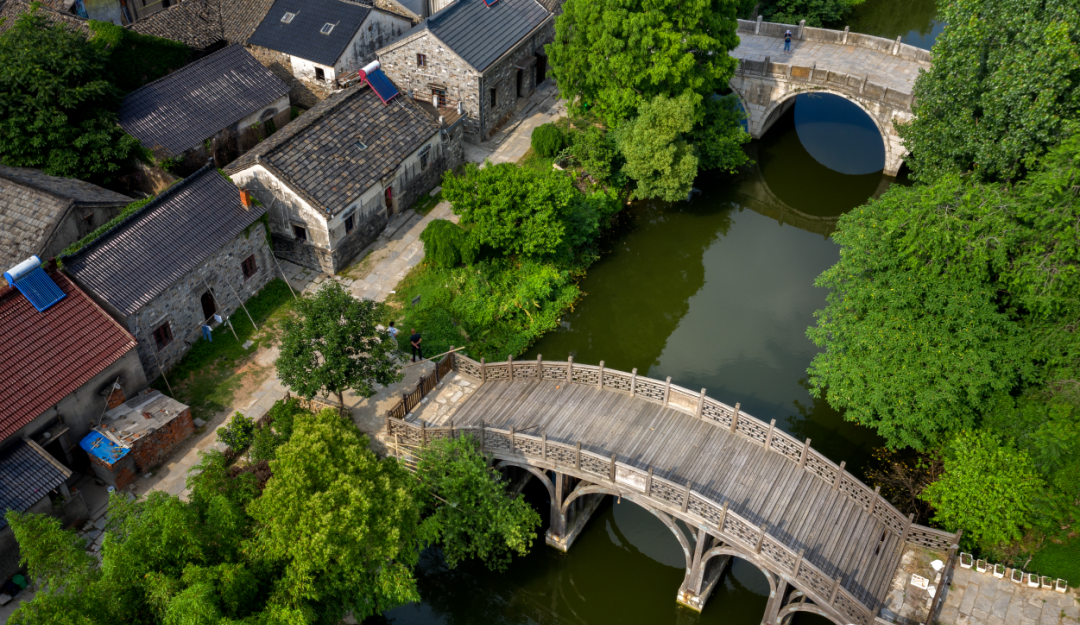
[729,19,933,176]
[386,354,960,625]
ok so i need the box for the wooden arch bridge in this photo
[386,353,959,625]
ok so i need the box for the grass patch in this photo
[518,148,555,174]
[412,190,443,216]
[1030,538,1080,584]
[150,279,296,419]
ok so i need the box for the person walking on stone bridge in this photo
[784,30,792,52]
[410,328,423,362]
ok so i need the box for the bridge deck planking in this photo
[451,379,902,608]
[732,33,931,93]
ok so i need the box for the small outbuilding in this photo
[118,44,291,171]
[225,67,463,273]
[79,389,193,490]
[62,164,274,379]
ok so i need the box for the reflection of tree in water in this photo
[526,198,732,375]
[785,378,882,480]
[844,0,938,41]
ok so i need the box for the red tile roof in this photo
[0,267,136,441]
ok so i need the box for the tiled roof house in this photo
[118,44,290,167]
[62,165,274,377]
[0,264,145,578]
[376,0,557,138]
[245,0,412,105]
[0,166,133,281]
[224,75,463,273]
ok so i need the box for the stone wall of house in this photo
[270,234,337,274]
[330,211,389,272]
[130,408,194,473]
[127,222,273,378]
[477,23,553,138]
[379,35,482,135]
[247,44,330,108]
[339,10,413,76]
[40,203,130,262]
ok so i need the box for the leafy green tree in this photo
[0,5,140,183]
[547,0,740,126]
[807,131,1080,450]
[688,95,751,173]
[897,0,1080,183]
[217,412,256,452]
[418,218,474,268]
[616,94,700,202]
[249,397,308,462]
[247,408,423,623]
[415,435,541,570]
[921,430,1044,549]
[569,125,624,185]
[531,123,568,157]
[276,281,402,408]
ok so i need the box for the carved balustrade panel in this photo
[760,537,799,572]
[571,366,600,386]
[769,433,803,462]
[736,417,769,445]
[603,371,633,392]
[838,476,873,510]
[804,452,838,483]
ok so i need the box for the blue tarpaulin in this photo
[80,431,129,464]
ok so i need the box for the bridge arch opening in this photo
[760,92,886,174]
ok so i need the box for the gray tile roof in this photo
[225,82,439,215]
[220,0,278,44]
[129,0,222,49]
[0,438,71,529]
[62,165,266,316]
[0,0,90,37]
[247,0,372,66]
[0,166,131,276]
[406,0,550,72]
[118,44,289,159]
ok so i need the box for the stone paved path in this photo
[940,566,1079,625]
[464,80,567,166]
[732,33,931,93]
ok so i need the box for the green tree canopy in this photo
[807,131,1080,450]
[415,435,541,570]
[248,408,422,622]
[921,430,1044,549]
[616,94,700,202]
[898,0,1080,183]
[0,5,140,183]
[276,281,403,408]
[547,0,741,126]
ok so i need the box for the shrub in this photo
[531,123,567,157]
[217,413,256,451]
[570,126,622,184]
[248,398,308,462]
[419,219,474,268]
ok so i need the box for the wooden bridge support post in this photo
[761,577,790,625]
[678,529,731,612]
[545,475,605,553]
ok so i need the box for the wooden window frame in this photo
[345,214,355,234]
[292,224,307,241]
[416,53,426,67]
[241,254,258,280]
[153,322,173,351]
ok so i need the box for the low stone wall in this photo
[736,18,933,64]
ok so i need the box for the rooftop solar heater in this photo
[4,256,65,312]
[483,0,499,6]
[364,68,400,104]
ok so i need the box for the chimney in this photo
[239,188,253,209]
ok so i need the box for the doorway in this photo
[516,69,523,98]
[385,186,394,217]
[535,52,547,84]
[201,291,216,321]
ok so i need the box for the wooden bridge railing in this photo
[387,352,959,622]
[386,352,455,420]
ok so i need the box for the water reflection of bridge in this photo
[388,354,959,625]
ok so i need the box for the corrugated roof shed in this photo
[0,438,72,529]
[118,44,289,159]
[62,165,267,316]
[0,268,136,441]
[406,0,550,71]
[247,0,373,66]
[224,83,438,215]
[0,166,131,283]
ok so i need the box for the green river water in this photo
[374,4,942,622]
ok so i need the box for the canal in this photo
[374,5,941,623]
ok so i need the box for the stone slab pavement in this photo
[732,33,931,93]
[938,566,1079,625]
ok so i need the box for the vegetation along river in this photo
[373,5,942,623]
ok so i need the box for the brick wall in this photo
[129,222,274,378]
[130,408,194,473]
[89,451,137,490]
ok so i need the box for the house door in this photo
[535,53,547,84]
[385,186,394,217]
[201,291,216,321]
[516,69,523,98]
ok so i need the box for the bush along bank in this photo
[391,123,626,360]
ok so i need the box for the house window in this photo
[320,23,334,35]
[489,87,497,108]
[314,67,325,81]
[293,224,307,240]
[281,11,295,23]
[241,254,258,280]
[345,215,355,234]
[152,322,173,351]
[419,145,431,171]
[417,53,426,67]
[431,87,446,106]
[355,140,367,151]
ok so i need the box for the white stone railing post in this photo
[755,14,762,34]
[798,19,805,39]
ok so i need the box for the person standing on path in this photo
[388,321,399,340]
[410,328,423,362]
[784,30,792,53]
